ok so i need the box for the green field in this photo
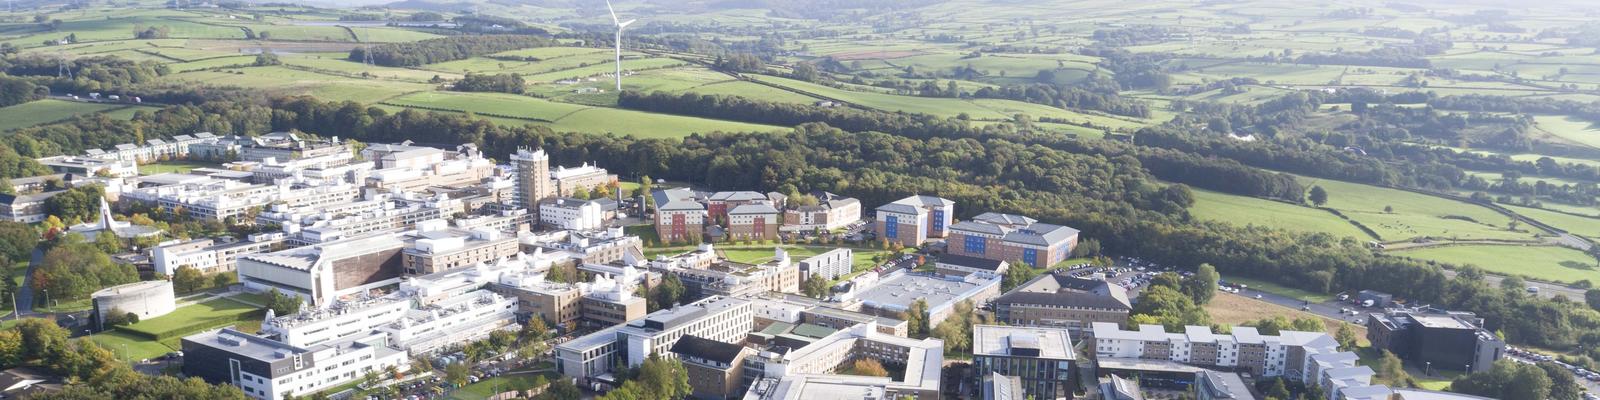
[1222,275,1337,303]
[1532,115,1600,150]
[1503,204,1600,240]
[0,100,142,131]
[117,297,263,339]
[90,331,178,361]
[1299,176,1532,242]
[448,373,557,400]
[1395,245,1600,284]
[1188,188,1371,239]
[382,91,784,137]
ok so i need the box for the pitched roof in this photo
[729,204,779,215]
[1001,223,1079,247]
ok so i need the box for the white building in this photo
[539,198,604,231]
[237,233,406,307]
[181,328,409,400]
[151,233,286,275]
[745,322,944,400]
[557,296,753,383]
[797,248,852,281]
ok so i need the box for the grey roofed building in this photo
[1196,371,1257,400]
[708,191,768,202]
[1000,273,1132,309]
[1001,223,1080,247]
[982,372,1024,400]
[972,212,1037,227]
[652,188,704,211]
[874,194,952,215]
[729,203,779,215]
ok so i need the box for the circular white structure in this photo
[92,280,176,327]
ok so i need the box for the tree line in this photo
[347,35,556,67]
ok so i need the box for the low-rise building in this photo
[151,233,287,275]
[935,253,1010,277]
[672,335,754,400]
[874,195,954,247]
[994,273,1132,338]
[744,322,944,400]
[727,204,780,241]
[797,248,852,281]
[539,197,605,231]
[707,191,774,223]
[842,270,1002,328]
[91,281,176,330]
[550,163,617,197]
[947,212,1079,268]
[0,191,61,223]
[780,193,860,233]
[181,328,409,400]
[972,325,1076,400]
[36,156,137,178]
[556,296,753,386]
[401,221,521,275]
[654,188,707,244]
[1366,307,1504,373]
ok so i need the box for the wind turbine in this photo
[605,0,635,92]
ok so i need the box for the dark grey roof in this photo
[0,190,65,205]
[1001,223,1079,247]
[937,254,1007,271]
[950,220,1007,235]
[668,335,744,365]
[972,212,1036,226]
[708,191,766,202]
[995,291,1132,311]
[653,188,703,212]
[996,273,1132,310]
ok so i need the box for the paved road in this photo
[12,246,41,317]
[1439,269,1585,301]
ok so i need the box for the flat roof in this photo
[854,272,996,312]
[973,325,1074,360]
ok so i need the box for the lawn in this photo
[1188,187,1372,239]
[1220,275,1337,304]
[1393,244,1600,284]
[747,74,1151,129]
[448,374,555,400]
[118,297,263,339]
[139,160,219,175]
[89,330,177,361]
[0,100,135,131]
[1299,176,1533,242]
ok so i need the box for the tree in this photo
[803,273,831,299]
[846,358,889,377]
[1181,263,1219,305]
[173,266,205,293]
[1335,323,1359,351]
[903,298,930,338]
[1149,272,1182,290]
[650,274,685,312]
[0,221,38,261]
[1265,378,1290,400]
[1499,276,1526,292]
[0,330,21,368]
[521,316,551,343]
[16,318,69,362]
[1585,289,1600,311]
[536,378,581,400]
[1539,362,1582,400]
[1131,286,1209,330]
[1451,360,1551,400]
[1002,261,1035,292]
[1375,350,1412,387]
[1308,185,1328,206]
[444,362,470,387]
[212,273,234,289]
[267,288,302,316]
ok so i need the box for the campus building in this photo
[400,222,521,275]
[797,248,853,281]
[707,191,775,222]
[947,212,1080,267]
[1366,307,1504,373]
[237,233,406,308]
[972,325,1077,400]
[994,272,1132,338]
[550,163,617,197]
[511,148,552,212]
[841,269,1002,328]
[539,197,605,231]
[182,328,409,400]
[874,195,954,247]
[654,188,707,243]
[780,192,861,233]
[727,203,780,241]
[556,296,754,386]
[672,335,755,400]
[744,322,945,400]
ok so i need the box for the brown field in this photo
[1207,292,1368,344]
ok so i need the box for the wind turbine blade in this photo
[619,19,637,28]
[605,0,619,25]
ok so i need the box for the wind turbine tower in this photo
[606,0,635,92]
